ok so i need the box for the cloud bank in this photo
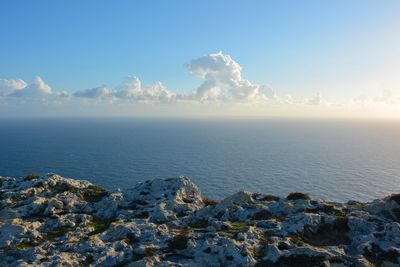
[0,52,279,104]
[1,52,399,117]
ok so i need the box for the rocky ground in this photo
[0,174,400,266]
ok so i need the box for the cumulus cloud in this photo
[74,86,111,99]
[0,79,27,96]
[11,76,52,97]
[0,53,279,104]
[73,77,177,103]
[114,75,142,98]
[2,51,398,118]
[186,52,276,102]
[143,82,177,102]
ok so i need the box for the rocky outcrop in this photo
[1,174,400,266]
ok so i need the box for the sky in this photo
[1,0,400,117]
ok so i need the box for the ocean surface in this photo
[0,118,399,202]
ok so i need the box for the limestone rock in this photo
[0,173,399,266]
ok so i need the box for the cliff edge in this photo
[1,174,400,266]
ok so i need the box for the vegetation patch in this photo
[389,194,400,205]
[24,172,40,181]
[301,217,350,246]
[313,205,346,217]
[80,254,94,267]
[260,195,280,202]
[133,210,149,219]
[252,210,272,220]
[189,219,208,229]
[88,217,116,235]
[287,192,311,201]
[364,243,400,265]
[81,185,108,203]
[169,235,189,250]
[53,182,79,194]
[169,229,190,250]
[278,254,326,267]
[145,246,159,256]
[16,238,42,250]
[201,197,219,206]
[290,235,305,247]
[132,253,145,261]
[203,247,212,253]
[6,198,18,207]
[126,232,138,245]
[391,207,400,222]
[182,197,194,203]
[255,253,326,267]
[221,221,253,237]
[46,226,75,240]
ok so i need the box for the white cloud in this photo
[74,78,177,103]
[11,76,52,97]
[143,82,176,102]
[307,93,323,105]
[0,53,278,104]
[186,51,275,102]
[350,89,400,107]
[114,75,142,98]
[54,91,71,98]
[1,52,400,118]
[0,78,27,96]
[74,86,111,99]
[372,89,398,105]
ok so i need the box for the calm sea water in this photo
[0,118,399,202]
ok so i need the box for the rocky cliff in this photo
[0,174,400,266]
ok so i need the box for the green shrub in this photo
[389,194,400,204]
[301,217,350,246]
[88,217,115,235]
[222,221,253,237]
[46,226,75,239]
[287,192,311,201]
[24,172,40,181]
[252,210,272,220]
[260,195,280,202]
[81,185,108,203]
[169,233,189,250]
[80,254,94,267]
[189,219,209,228]
[16,239,41,250]
[201,197,218,206]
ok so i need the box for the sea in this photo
[0,117,399,202]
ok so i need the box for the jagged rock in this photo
[0,173,399,266]
[283,213,321,234]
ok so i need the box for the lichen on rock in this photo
[0,173,399,266]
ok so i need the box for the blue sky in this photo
[1,1,400,117]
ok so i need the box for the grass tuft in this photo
[221,221,253,237]
[88,217,115,235]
